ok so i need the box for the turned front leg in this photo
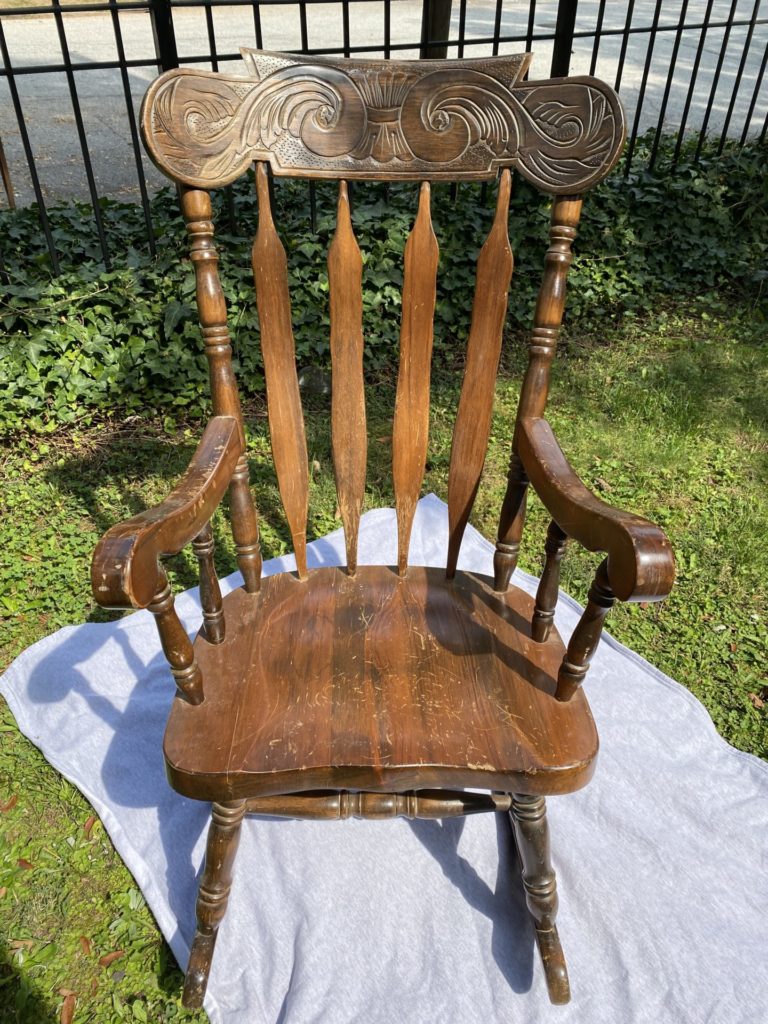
[183,800,247,1009]
[510,794,570,1005]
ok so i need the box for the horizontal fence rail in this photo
[0,0,766,270]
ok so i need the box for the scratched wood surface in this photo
[252,161,310,578]
[163,565,599,801]
[328,180,367,574]
[447,168,514,577]
[392,182,439,575]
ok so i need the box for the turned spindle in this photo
[192,521,225,644]
[556,558,616,701]
[532,520,569,643]
[148,569,204,705]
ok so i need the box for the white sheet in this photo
[2,495,766,1024]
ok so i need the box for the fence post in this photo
[150,0,179,72]
[420,0,453,59]
[551,0,578,77]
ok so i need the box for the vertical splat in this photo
[252,162,309,579]
[328,180,367,575]
[392,182,439,576]
[446,169,513,578]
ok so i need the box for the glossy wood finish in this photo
[510,794,570,1004]
[192,522,225,644]
[181,188,262,593]
[91,416,241,610]
[163,566,598,801]
[244,789,512,819]
[141,51,626,192]
[447,169,513,578]
[328,180,366,573]
[148,571,204,705]
[532,520,569,643]
[493,452,529,592]
[253,161,310,579]
[392,182,439,575]
[556,559,616,702]
[183,800,246,1009]
[518,416,675,603]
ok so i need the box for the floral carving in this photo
[141,50,625,193]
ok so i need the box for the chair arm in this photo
[91,416,242,610]
[517,416,674,602]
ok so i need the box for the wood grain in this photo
[328,180,366,574]
[192,521,225,644]
[532,520,569,643]
[141,52,626,193]
[91,415,241,610]
[556,559,616,702]
[243,790,512,819]
[447,168,513,578]
[252,161,309,579]
[392,182,439,575]
[163,566,599,800]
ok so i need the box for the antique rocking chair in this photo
[91,50,674,1008]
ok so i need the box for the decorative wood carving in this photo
[392,182,439,575]
[328,180,367,574]
[141,50,626,191]
[447,168,513,578]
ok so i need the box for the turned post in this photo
[556,558,616,701]
[192,522,225,644]
[532,520,569,642]
[148,569,204,704]
[183,800,247,1008]
[495,196,582,592]
[181,187,262,593]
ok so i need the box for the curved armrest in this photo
[517,417,674,602]
[91,416,242,610]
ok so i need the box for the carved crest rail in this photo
[141,49,626,192]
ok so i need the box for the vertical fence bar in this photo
[492,0,503,56]
[739,39,768,147]
[384,0,391,59]
[420,0,452,59]
[299,1,309,51]
[110,5,155,256]
[613,0,636,92]
[673,0,716,163]
[649,0,690,168]
[717,0,761,154]
[51,0,111,267]
[457,0,467,58]
[694,0,739,160]
[150,0,178,72]
[342,0,351,57]
[589,0,606,76]
[252,1,263,48]
[551,0,578,77]
[624,0,663,171]
[0,18,60,272]
[204,2,219,71]
[525,0,537,54]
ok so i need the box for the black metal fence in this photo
[1,0,766,270]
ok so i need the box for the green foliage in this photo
[0,135,766,435]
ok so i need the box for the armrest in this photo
[91,416,242,610]
[517,416,674,602]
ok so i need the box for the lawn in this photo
[1,293,766,1022]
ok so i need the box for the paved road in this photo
[0,0,765,206]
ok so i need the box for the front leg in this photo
[510,794,570,1004]
[183,800,247,1008]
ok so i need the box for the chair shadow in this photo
[0,945,59,1022]
[405,813,535,994]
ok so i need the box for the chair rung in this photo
[244,789,513,820]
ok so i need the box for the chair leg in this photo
[509,794,570,1005]
[183,800,247,1009]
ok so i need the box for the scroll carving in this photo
[141,50,625,192]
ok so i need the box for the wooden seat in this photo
[165,567,598,801]
[93,49,675,1010]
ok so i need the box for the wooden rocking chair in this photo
[91,50,674,1008]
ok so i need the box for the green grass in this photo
[1,295,767,1021]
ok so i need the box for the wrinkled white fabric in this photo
[2,495,766,1024]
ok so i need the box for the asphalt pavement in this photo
[0,0,765,206]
